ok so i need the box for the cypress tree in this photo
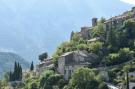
[9,71,12,81]
[16,62,20,80]
[10,61,23,81]
[19,65,22,81]
[30,61,34,71]
[13,61,17,81]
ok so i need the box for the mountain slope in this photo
[0,0,133,63]
[0,52,30,78]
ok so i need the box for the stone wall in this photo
[77,27,92,40]
[92,18,97,27]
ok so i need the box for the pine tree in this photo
[30,61,34,71]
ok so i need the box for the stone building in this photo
[104,7,135,31]
[77,27,92,40]
[70,7,135,43]
[92,18,98,27]
[57,50,99,80]
[70,18,98,40]
[36,58,54,76]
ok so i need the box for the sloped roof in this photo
[60,50,98,65]
[61,50,88,57]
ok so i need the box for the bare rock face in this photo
[0,52,30,78]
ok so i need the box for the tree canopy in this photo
[39,52,48,62]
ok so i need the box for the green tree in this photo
[39,70,54,88]
[92,22,105,38]
[39,52,48,62]
[119,48,134,61]
[39,70,65,89]
[88,41,103,54]
[77,44,87,51]
[43,74,63,89]
[99,17,106,23]
[71,32,80,42]
[103,48,134,66]
[30,61,34,71]
[9,62,22,81]
[69,67,107,89]
[103,53,119,66]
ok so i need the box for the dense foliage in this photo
[39,52,48,62]
[64,67,109,89]
[53,19,135,67]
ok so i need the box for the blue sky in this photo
[0,0,134,63]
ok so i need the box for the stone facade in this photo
[92,18,98,27]
[77,26,92,40]
[57,51,98,80]
[36,58,53,76]
[70,18,97,40]
[104,7,135,31]
[70,7,135,43]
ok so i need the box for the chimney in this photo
[92,18,97,27]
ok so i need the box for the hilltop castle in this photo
[71,7,135,41]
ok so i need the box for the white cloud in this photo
[120,0,135,5]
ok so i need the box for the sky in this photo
[0,0,134,63]
[120,0,135,5]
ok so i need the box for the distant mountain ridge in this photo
[0,0,133,63]
[0,52,30,79]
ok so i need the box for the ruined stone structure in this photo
[36,58,54,76]
[70,18,98,40]
[71,7,135,42]
[57,50,99,80]
[77,27,92,40]
[77,18,98,40]
[104,7,135,31]
[92,18,98,27]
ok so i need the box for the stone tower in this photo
[92,18,97,27]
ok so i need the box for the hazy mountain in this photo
[0,52,30,78]
[0,0,133,63]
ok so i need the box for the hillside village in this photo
[1,7,135,89]
[33,7,135,89]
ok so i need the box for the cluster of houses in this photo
[36,51,135,89]
[35,7,135,89]
[36,50,99,79]
[57,50,99,80]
